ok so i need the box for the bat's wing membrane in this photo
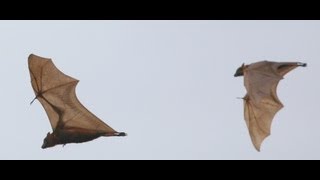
[28,54,116,134]
[243,62,283,151]
[243,61,303,151]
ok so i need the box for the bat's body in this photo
[43,128,126,148]
[28,54,126,149]
[234,61,306,151]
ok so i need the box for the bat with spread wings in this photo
[234,61,306,151]
[28,54,126,149]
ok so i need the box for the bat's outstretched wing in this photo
[28,54,117,134]
[242,61,306,151]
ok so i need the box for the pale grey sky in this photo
[0,20,319,159]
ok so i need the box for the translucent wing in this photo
[243,61,304,151]
[28,54,116,133]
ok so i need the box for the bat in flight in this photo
[234,61,306,151]
[28,54,126,149]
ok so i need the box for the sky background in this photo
[0,20,319,160]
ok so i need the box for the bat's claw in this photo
[116,132,127,136]
[298,62,307,67]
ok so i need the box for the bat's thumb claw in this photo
[30,96,37,105]
[236,97,245,100]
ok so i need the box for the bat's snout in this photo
[234,71,243,77]
[41,140,49,149]
[234,66,244,77]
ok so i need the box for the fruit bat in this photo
[28,54,126,149]
[234,61,306,151]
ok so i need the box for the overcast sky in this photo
[0,20,319,160]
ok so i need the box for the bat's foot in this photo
[298,62,307,67]
[116,132,127,136]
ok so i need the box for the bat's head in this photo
[42,132,57,149]
[234,63,245,77]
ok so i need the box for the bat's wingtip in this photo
[254,145,261,152]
